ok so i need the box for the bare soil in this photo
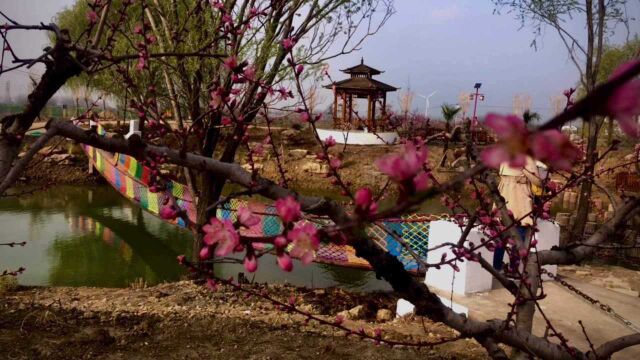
[0,282,489,359]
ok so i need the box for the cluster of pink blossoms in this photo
[197,196,319,274]
[273,197,320,270]
[375,141,430,192]
[481,60,640,170]
[354,188,378,217]
[480,114,581,170]
[605,60,640,138]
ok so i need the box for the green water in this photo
[0,186,390,291]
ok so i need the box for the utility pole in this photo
[471,83,483,122]
[470,83,484,142]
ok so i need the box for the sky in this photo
[1,0,639,120]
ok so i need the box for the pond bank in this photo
[20,152,103,187]
[0,281,488,359]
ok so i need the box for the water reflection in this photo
[0,186,391,291]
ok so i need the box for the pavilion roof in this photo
[340,60,383,75]
[324,77,398,92]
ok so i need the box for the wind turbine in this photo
[417,91,437,118]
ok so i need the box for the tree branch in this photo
[537,196,640,265]
[593,333,640,359]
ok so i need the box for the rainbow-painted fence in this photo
[83,130,437,273]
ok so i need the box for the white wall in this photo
[532,219,560,279]
[425,220,494,295]
[316,128,398,145]
[424,219,560,295]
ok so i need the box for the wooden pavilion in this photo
[325,58,398,131]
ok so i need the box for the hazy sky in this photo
[1,0,639,119]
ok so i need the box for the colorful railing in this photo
[82,130,436,273]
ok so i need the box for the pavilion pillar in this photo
[366,95,372,130]
[382,94,387,118]
[342,92,347,128]
[347,94,353,127]
[371,96,377,131]
[333,91,338,127]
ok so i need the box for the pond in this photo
[0,186,391,291]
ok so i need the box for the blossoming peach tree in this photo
[1,1,640,359]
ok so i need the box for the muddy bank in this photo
[18,138,103,187]
[20,153,103,187]
[0,281,488,359]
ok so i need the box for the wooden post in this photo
[333,91,339,128]
[342,92,347,128]
[366,95,372,130]
[371,96,376,131]
[382,93,387,118]
[348,94,353,127]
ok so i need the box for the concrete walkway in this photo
[433,273,640,359]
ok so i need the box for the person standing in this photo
[493,156,542,270]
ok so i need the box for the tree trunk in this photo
[571,115,599,241]
[0,41,82,182]
[513,255,541,359]
[439,121,451,167]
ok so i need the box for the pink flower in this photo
[413,171,430,191]
[202,218,240,256]
[136,56,146,71]
[222,14,233,24]
[237,207,260,227]
[355,187,373,208]
[299,111,310,122]
[529,130,581,170]
[176,255,186,264]
[223,56,238,71]
[282,37,296,51]
[210,0,224,9]
[486,113,527,138]
[275,196,301,223]
[277,87,291,100]
[480,145,521,169]
[159,205,178,220]
[277,253,293,272]
[199,246,211,260]
[606,61,640,138]
[324,136,336,147]
[295,64,304,76]
[354,187,377,216]
[221,116,232,125]
[375,142,428,181]
[243,254,258,272]
[480,113,530,168]
[243,65,256,80]
[274,236,289,249]
[329,156,342,169]
[86,10,98,24]
[287,222,319,265]
[134,24,143,34]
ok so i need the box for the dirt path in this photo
[0,282,489,359]
[438,265,640,359]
